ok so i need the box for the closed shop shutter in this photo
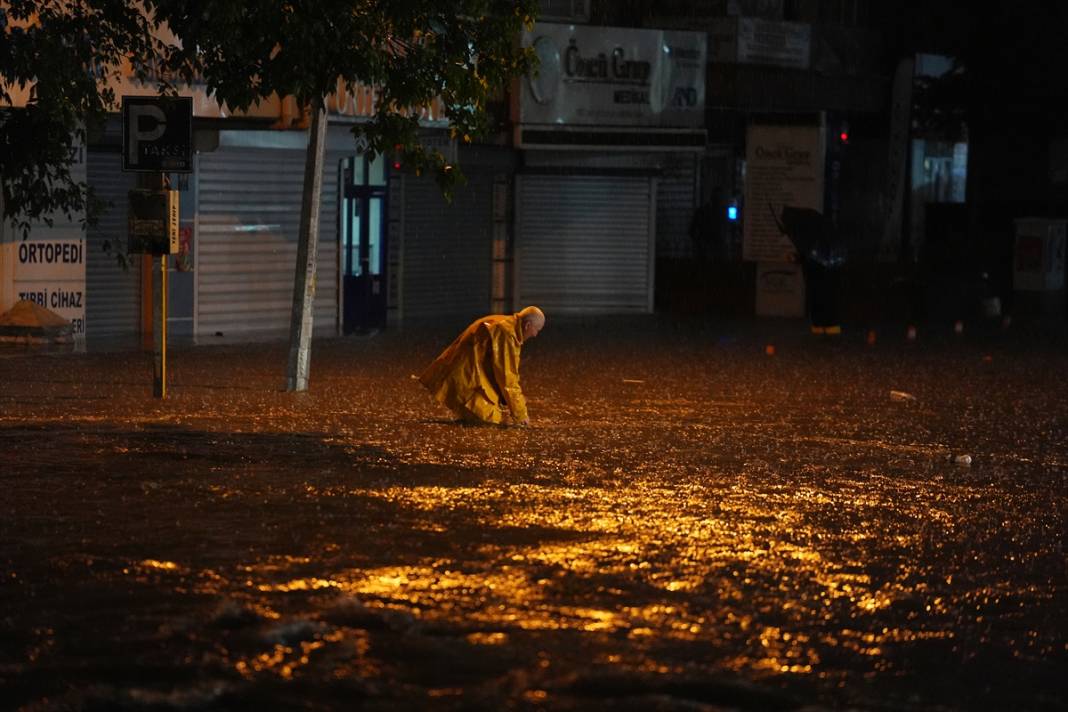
[523,150,697,260]
[516,174,656,314]
[401,168,494,319]
[195,145,346,339]
[86,146,141,339]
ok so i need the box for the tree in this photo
[149,0,538,196]
[1,0,162,239]
[146,0,538,390]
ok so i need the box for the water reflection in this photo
[3,327,1064,709]
[218,475,1002,687]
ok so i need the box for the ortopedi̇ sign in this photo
[519,23,706,129]
[14,240,86,334]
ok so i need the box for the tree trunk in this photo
[285,101,328,392]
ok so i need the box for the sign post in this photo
[122,96,192,398]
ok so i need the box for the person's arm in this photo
[491,330,528,425]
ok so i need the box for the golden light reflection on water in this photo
[257,578,342,593]
[216,464,1053,688]
[5,316,1063,708]
[234,630,351,680]
[139,559,179,570]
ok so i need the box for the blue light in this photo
[727,204,738,221]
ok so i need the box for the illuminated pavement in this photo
[1,316,1065,710]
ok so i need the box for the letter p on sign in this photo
[127,104,167,166]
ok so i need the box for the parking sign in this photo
[122,96,193,172]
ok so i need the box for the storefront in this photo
[38,75,467,341]
[191,128,354,340]
[86,122,141,340]
[6,25,707,338]
[393,144,515,322]
[512,22,707,314]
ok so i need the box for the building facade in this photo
[3,0,914,342]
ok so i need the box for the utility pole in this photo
[286,101,328,392]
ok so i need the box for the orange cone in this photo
[765,344,776,356]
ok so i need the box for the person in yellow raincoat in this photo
[419,306,545,426]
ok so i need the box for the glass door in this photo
[340,155,388,333]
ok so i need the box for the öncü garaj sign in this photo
[562,41,652,83]
[519,23,706,129]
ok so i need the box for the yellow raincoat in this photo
[419,313,529,425]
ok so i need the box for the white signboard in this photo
[737,18,810,69]
[712,18,810,69]
[755,261,805,317]
[519,23,706,129]
[11,240,86,336]
[1,139,87,336]
[743,124,824,262]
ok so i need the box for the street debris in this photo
[0,299,73,344]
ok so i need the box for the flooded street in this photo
[2,316,1065,711]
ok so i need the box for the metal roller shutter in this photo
[86,147,141,339]
[516,174,656,314]
[195,146,345,339]
[523,150,697,260]
[401,169,494,319]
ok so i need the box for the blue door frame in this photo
[340,155,388,333]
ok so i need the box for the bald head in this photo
[518,306,545,340]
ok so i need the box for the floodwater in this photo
[1,316,1065,711]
